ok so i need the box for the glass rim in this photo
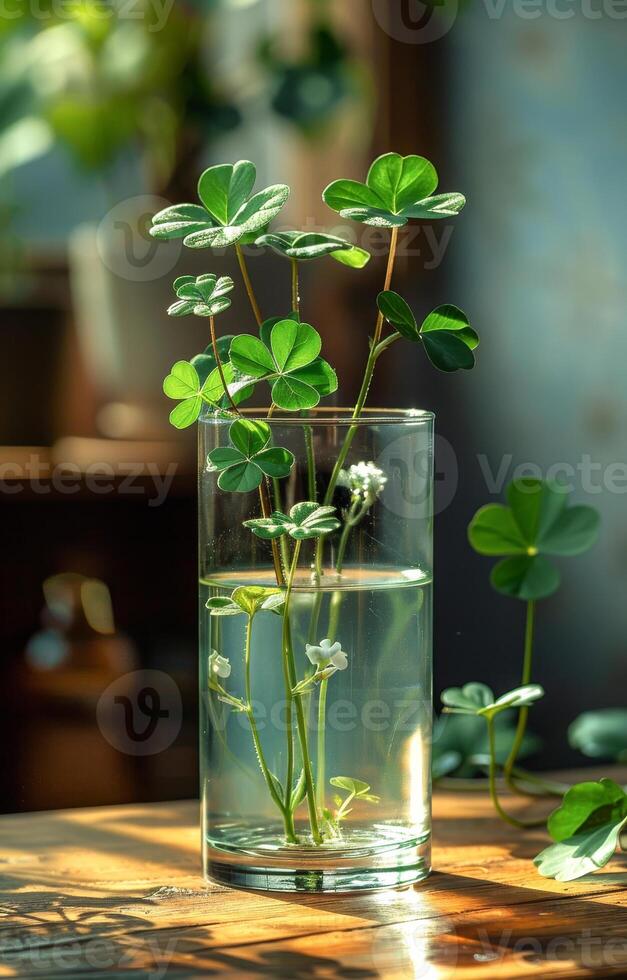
[200,407,435,426]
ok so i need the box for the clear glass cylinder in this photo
[199,409,433,892]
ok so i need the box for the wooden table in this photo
[2,780,626,978]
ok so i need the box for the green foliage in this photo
[378,291,478,371]
[168,274,234,318]
[534,779,627,881]
[206,419,294,492]
[163,360,224,429]
[256,230,370,268]
[441,683,544,720]
[206,585,283,618]
[323,152,465,228]
[329,776,380,804]
[468,479,601,600]
[568,710,627,763]
[244,502,340,540]
[151,160,289,249]
[229,319,338,411]
[432,712,541,780]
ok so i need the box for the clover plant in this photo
[150,151,474,846]
[437,478,618,882]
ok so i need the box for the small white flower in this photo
[338,461,387,504]
[209,651,231,679]
[305,638,349,670]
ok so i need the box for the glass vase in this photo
[199,409,433,892]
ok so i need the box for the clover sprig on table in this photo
[439,478,604,881]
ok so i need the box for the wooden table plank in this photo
[1,779,626,978]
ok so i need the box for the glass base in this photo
[204,822,431,893]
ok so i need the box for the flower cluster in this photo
[338,461,387,506]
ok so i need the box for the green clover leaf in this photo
[468,479,601,600]
[323,152,466,229]
[229,319,338,411]
[244,501,340,540]
[534,779,627,881]
[162,360,229,429]
[206,586,283,618]
[255,231,370,268]
[441,682,544,719]
[568,710,627,763]
[168,274,234,318]
[206,419,294,492]
[151,160,289,249]
[378,291,478,371]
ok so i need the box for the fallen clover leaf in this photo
[534,779,627,882]
[468,479,600,600]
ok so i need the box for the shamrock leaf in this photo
[442,682,544,719]
[229,319,338,411]
[206,418,294,492]
[468,479,601,600]
[168,274,234,318]
[377,292,478,371]
[206,586,283,618]
[191,336,234,384]
[534,779,627,881]
[568,710,627,763]
[329,776,380,804]
[256,231,370,268]
[151,160,289,249]
[162,360,229,429]
[323,152,466,229]
[244,501,340,540]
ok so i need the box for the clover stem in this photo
[258,481,285,586]
[284,540,323,843]
[504,600,536,794]
[487,716,546,829]
[245,614,296,840]
[236,244,263,327]
[303,421,317,502]
[291,258,300,315]
[209,316,240,414]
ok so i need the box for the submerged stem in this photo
[284,541,322,843]
[244,616,296,840]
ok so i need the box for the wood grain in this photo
[1,773,626,978]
